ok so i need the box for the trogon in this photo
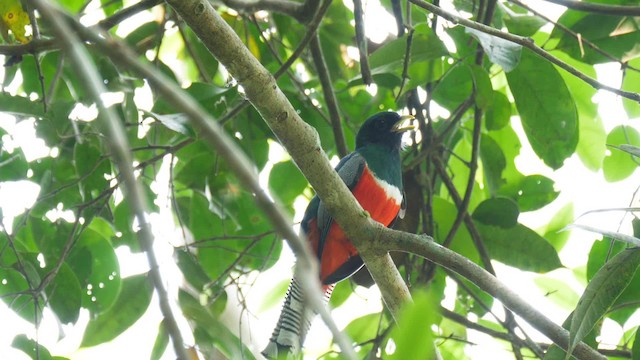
[262,111,414,359]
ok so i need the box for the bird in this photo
[262,111,414,359]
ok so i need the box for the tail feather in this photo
[262,278,334,359]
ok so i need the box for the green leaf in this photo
[74,141,110,200]
[568,248,640,357]
[542,203,574,252]
[67,229,121,314]
[175,248,211,290]
[0,93,45,119]
[587,234,640,326]
[81,274,153,347]
[622,58,640,119]
[0,146,28,181]
[466,27,522,72]
[485,91,511,131]
[11,334,54,360]
[534,276,580,310]
[368,23,448,80]
[175,191,221,240]
[258,278,289,312]
[470,65,493,109]
[46,263,82,324]
[0,267,41,323]
[577,116,606,172]
[553,13,640,64]
[603,125,640,182]
[432,63,473,110]
[504,14,546,37]
[344,313,386,343]
[432,197,478,264]
[269,160,307,208]
[479,134,506,195]
[150,320,169,360]
[472,197,519,228]
[553,52,603,172]
[477,223,563,273]
[543,312,598,360]
[633,327,640,360]
[500,174,559,212]
[387,290,438,360]
[506,49,578,169]
[124,21,161,54]
[144,112,196,137]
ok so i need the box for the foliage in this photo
[0,0,639,359]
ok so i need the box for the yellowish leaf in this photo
[0,0,31,44]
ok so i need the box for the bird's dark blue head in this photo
[355,112,414,150]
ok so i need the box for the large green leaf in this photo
[506,49,578,169]
[603,125,640,182]
[0,144,28,182]
[432,63,473,110]
[479,134,507,195]
[633,327,640,360]
[46,263,82,324]
[67,229,121,314]
[367,23,448,82]
[269,160,308,210]
[587,236,640,326]
[150,320,169,360]
[622,58,640,119]
[477,223,563,273]
[542,203,574,252]
[0,93,45,119]
[472,197,519,228]
[485,91,511,131]
[387,290,438,360]
[81,274,153,347]
[466,27,522,72]
[499,174,559,212]
[552,13,640,64]
[568,247,640,357]
[175,190,223,241]
[74,141,110,200]
[0,266,41,324]
[12,334,55,360]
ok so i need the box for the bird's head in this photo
[355,112,415,150]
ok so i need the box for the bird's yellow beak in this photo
[392,114,416,133]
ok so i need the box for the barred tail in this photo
[262,278,334,359]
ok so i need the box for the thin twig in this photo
[309,34,349,158]
[508,0,638,71]
[407,0,640,103]
[539,0,640,16]
[352,0,372,85]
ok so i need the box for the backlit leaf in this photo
[506,49,578,169]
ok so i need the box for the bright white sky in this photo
[1,0,639,359]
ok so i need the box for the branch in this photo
[539,0,640,16]
[373,225,606,360]
[352,0,372,85]
[220,0,304,20]
[28,2,189,359]
[407,0,640,103]
[309,34,349,158]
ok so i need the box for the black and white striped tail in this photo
[262,278,334,359]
